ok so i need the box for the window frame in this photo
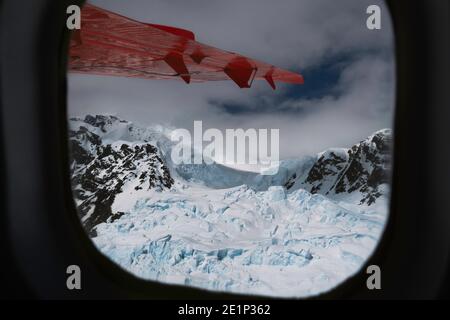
[1,0,449,299]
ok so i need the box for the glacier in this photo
[95,182,387,297]
[69,115,390,298]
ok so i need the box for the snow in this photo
[70,115,390,298]
[94,180,387,298]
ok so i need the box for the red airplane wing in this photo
[69,4,304,90]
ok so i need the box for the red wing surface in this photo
[69,4,304,89]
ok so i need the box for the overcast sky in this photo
[68,0,395,169]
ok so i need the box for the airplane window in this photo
[67,0,395,297]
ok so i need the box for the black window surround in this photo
[1,0,449,299]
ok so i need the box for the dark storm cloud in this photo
[68,0,395,161]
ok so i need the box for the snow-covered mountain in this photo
[292,129,392,205]
[68,115,391,297]
[69,117,174,236]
